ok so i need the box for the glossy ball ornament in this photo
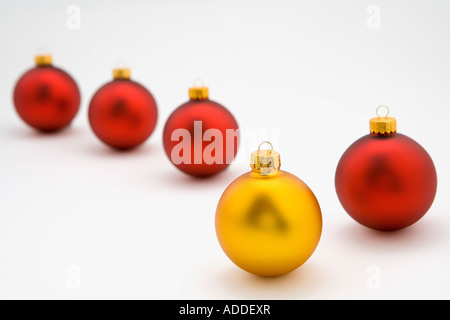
[216,142,322,277]
[88,68,158,150]
[162,83,239,177]
[13,55,80,132]
[335,106,437,231]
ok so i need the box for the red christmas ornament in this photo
[13,54,80,132]
[88,67,158,150]
[162,83,239,177]
[335,106,437,231]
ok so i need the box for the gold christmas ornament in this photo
[215,142,322,277]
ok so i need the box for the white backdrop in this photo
[0,0,449,299]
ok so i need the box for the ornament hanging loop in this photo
[189,78,209,100]
[113,59,131,80]
[36,46,50,56]
[192,78,205,87]
[115,59,128,69]
[35,47,52,66]
[376,105,390,118]
[370,105,397,135]
[258,141,273,152]
[251,141,280,176]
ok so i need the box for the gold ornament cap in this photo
[189,79,209,100]
[35,54,52,66]
[250,141,281,176]
[113,68,131,80]
[370,105,397,135]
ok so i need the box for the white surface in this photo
[0,0,449,299]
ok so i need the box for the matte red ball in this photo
[88,79,158,150]
[13,65,80,132]
[163,98,239,177]
[335,133,437,231]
